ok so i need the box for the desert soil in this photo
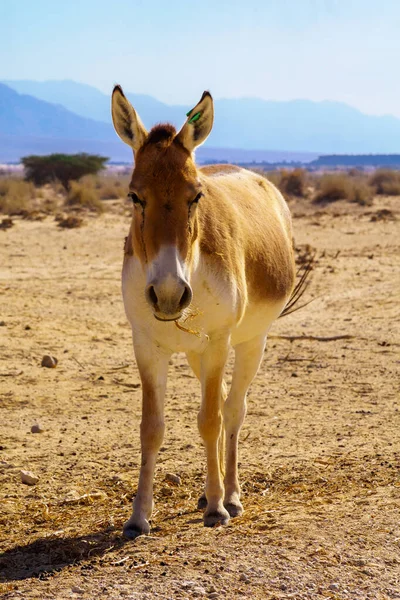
[0,194,399,600]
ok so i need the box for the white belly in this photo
[231,299,286,346]
[122,256,286,354]
[122,256,234,353]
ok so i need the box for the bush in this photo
[313,174,351,203]
[369,169,400,195]
[313,173,373,205]
[0,178,35,214]
[280,168,308,197]
[22,153,108,191]
[65,180,103,213]
[351,179,373,205]
[265,169,308,197]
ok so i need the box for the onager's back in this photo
[111,86,295,538]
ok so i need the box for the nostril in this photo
[147,285,158,307]
[179,285,192,310]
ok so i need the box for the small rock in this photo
[181,581,197,589]
[0,321,6,326]
[165,472,181,485]
[329,583,340,592]
[353,558,366,567]
[192,587,206,597]
[41,355,58,368]
[208,593,219,599]
[25,325,31,331]
[239,574,250,583]
[71,586,85,594]
[20,470,39,485]
[31,424,43,434]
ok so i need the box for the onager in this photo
[111,86,296,538]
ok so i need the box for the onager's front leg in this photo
[123,337,170,539]
[197,337,230,527]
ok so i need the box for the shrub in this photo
[65,180,103,213]
[313,174,351,203]
[265,169,308,197]
[280,168,308,197]
[369,169,400,195]
[351,179,373,205]
[22,153,108,191]
[313,173,373,205]
[0,178,35,214]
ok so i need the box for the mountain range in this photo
[1,79,400,162]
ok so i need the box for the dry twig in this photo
[270,334,357,342]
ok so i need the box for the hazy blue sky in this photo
[1,0,400,116]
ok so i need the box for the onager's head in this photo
[112,86,214,321]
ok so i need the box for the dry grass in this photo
[369,169,400,195]
[48,179,67,196]
[97,176,126,200]
[313,173,373,205]
[65,180,104,213]
[265,169,308,197]
[0,456,397,583]
[280,168,308,197]
[351,178,374,205]
[0,178,35,215]
[78,174,129,201]
[0,174,128,217]
[313,173,352,203]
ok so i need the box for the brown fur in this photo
[200,164,242,176]
[198,169,294,303]
[124,234,134,256]
[126,138,294,306]
[141,124,178,148]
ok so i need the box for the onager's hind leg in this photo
[123,337,170,539]
[192,337,231,527]
[186,351,227,512]
[224,333,267,517]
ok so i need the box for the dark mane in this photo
[144,123,177,146]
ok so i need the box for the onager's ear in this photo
[176,91,214,152]
[111,85,148,153]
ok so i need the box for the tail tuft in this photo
[280,256,314,318]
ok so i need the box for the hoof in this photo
[204,507,230,527]
[224,501,243,518]
[123,516,150,539]
[197,494,207,510]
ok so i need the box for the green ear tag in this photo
[188,111,201,124]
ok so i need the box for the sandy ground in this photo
[0,194,399,600]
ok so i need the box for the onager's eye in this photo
[190,192,203,206]
[128,192,145,207]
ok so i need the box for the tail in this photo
[280,256,314,318]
